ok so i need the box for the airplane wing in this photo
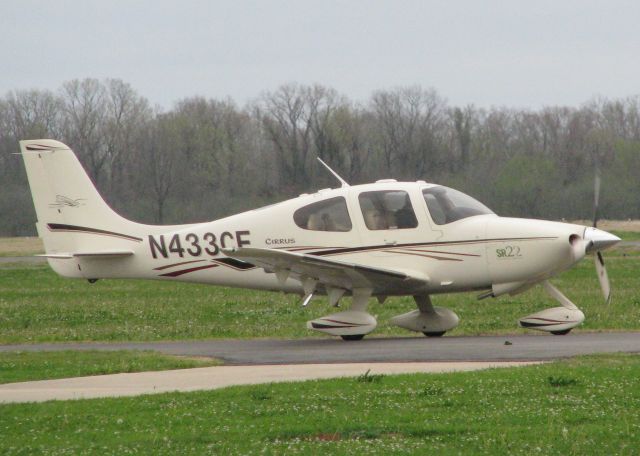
[223,247,429,295]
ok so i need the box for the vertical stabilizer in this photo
[19,139,143,276]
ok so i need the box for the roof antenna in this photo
[317,157,350,188]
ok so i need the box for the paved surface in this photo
[0,361,540,403]
[2,332,639,364]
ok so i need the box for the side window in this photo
[293,197,352,232]
[423,192,447,225]
[359,190,418,230]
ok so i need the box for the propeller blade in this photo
[595,251,611,304]
[592,169,601,228]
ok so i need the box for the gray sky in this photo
[2,0,639,109]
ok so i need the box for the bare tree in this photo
[102,79,152,200]
[3,89,62,140]
[258,84,319,190]
[4,79,640,235]
[371,86,447,179]
[133,112,184,224]
[451,106,474,168]
[59,79,108,185]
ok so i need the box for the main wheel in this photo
[423,331,446,337]
[341,334,365,341]
[550,329,572,335]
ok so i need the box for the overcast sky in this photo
[2,0,639,109]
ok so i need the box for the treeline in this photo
[1,79,640,236]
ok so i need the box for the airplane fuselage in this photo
[49,181,585,298]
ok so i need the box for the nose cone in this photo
[584,227,621,253]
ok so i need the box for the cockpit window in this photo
[359,190,418,230]
[293,196,352,232]
[422,186,494,225]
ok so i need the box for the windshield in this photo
[422,186,494,225]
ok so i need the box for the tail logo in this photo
[49,195,86,209]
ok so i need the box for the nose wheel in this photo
[518,281,584,335]
[423,331,446,337]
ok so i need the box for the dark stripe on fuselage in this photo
[153,259,206,270]
[387,250,463,262]
[309,237,557,258]
[159,264,219,277]
[47,223,143,242]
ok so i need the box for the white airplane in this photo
[19,139,621,340]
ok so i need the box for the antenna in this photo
[317,157,350,188]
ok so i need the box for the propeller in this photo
[595,251,611,304]
[583,168,619,304]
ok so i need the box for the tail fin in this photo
[20,139,144,276]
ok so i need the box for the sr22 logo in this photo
[148,231,251,259]
[496,245,522,259]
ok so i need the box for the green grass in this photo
[1,250,639,343]
[611,230,640,241]
[1,354,639,454]
[0,350,220,384]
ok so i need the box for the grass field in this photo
[0,354,638,454]
[1,248,639,343]
[0,237,638,454]
[0,237,42,257]
[0,351,220,385]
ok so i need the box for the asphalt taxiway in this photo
[2,332,639,365]
[1,333,638,403]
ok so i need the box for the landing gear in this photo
[308,292,460,340]
[307,288,377,340]
[390,295,459,336]
[518,281,585,335]
[423,331,446,337]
